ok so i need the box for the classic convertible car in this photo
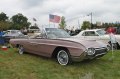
[10,28,108,65]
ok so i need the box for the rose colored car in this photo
[10,28,108,65]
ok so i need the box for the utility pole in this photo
[78,19,80,29]
[90,12,93,29]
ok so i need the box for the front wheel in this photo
[57,50,71,65]
[18,45,24,54]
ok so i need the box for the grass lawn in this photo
[0,48,120,79]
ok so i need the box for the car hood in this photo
[58,38,107,49]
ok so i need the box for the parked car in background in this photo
[10,28,108,65]
[106,26,120,34]
[4,30,25,43]
[106,27,116,34]
[74,29,120,49]
[34,30,41,36]
[116,27,120,34]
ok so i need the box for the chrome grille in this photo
[95,47,107,55]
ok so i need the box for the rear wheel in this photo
[57,49,71,65]
[18,45,24,54]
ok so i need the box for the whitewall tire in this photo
[18,45,24,54]
[57,50,71,65]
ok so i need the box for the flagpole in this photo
[90,12,92,29]
[49,21,50,28]
[78,19,80,29]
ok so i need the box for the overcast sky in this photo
[0,0,120,28]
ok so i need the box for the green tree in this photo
[0,12,8,21]
[0,12,10,31]
[0,21,12,31]
[81,21,90,30]
[11,13,31,30]
[30,23,39,29]
[59,16,66,29]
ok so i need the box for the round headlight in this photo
[87,48,95,55]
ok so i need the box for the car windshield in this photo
[96,30,106,36]
[45,28,70,38]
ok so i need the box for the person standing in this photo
[109,32,117,50]
[107,26,116,34]
[0,30,5,45]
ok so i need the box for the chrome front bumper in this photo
[86,47,108,59]
[71,47,108,62]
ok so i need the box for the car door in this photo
[82,31,100,40]
[21,39,39,54]
[27,38,55,57]
[26,30,55,57]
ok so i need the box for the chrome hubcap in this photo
[19,45,24,54]
[57,50,69,65]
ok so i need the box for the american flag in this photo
[49,14,61,23]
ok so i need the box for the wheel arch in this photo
[15,44,23,48]
[52,46,69,58]
[16,44,20,48]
